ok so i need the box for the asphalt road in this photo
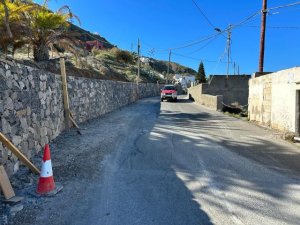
[12,96,300,225]
[87,96,300,225]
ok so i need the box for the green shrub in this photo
[111,48,133,64]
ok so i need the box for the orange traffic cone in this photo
[37,144,56,194]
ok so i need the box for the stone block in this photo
[0,100,3,113]
[0,77,9,90]
[1,118,11,134]
[19,81,25,90]
[20,141,29,156]
[20,117,29,131]
[5,97,14,110]
[12,136,22,146]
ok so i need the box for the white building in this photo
[173,74,196,89]
[248,67,300,133]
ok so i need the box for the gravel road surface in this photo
[10,96,300,225]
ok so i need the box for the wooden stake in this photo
[69,112,82,135]
[0,133,40,175]
[60,57,71,129]
[0,165,15,199]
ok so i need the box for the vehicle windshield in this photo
[164,86,175,90]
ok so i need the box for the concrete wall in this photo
[188,75,250,110]
[0,58,160,175]
[205,75,251,106]
[188,85,223,111]
[248,67,300,133]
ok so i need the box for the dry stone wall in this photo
[0,58,160,175]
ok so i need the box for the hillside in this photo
[5,10,196,83]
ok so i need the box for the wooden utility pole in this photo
[137,39,141,84]
[226,25,232,79]
[259,0,268,73]
[167,49,171,84]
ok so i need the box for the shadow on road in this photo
[150,109,300,224]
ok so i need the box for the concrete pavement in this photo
[91,96,300,225]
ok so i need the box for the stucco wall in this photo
[248,75,272,126]
[188,85,223,111]
[0,58,160,175]
[248,67,300,133]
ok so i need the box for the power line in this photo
[229,11,261,31]
[140,11,260,53]
[187,36,219,54]
[268,1,300,11]
[170,33,222,50]
[139,1,299,63]
[170,11,261,51]
[191,0,227,38]
[172,52,228,63]
[191,0,216,29]
[246,25,300,29]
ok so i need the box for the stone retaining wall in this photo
[0,58,160,175]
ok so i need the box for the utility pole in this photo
[226,25,232,79]
[259,0,267,73]
[137,39,141,84]
[233,62,236,75]
[167,49,171,84]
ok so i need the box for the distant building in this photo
[86,40,104,51]
[140,57,150,64]
[173,74,196,90]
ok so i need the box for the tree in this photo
[0,0,12,39]
[25,4,81,61]
[0,0,81,61]
[0,0,32,56]
[196,61,206,83]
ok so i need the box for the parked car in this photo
[161,85,177,102]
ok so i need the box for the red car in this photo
[161,85,177,102]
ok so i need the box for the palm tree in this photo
[0,0,12,38]
[25,4,81,61]
[0,0,81,61]
[0,0,33,56]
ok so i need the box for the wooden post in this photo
[258,0,268,72]
[0,165,15,199]
[60,57,71,129]
[0,133,40,174]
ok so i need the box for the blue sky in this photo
[38,0,300,75]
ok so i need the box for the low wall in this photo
[0,58,160,175]
[188,86,223,111]
[248,67,300,133]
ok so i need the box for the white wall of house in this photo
[248,67,300,133]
